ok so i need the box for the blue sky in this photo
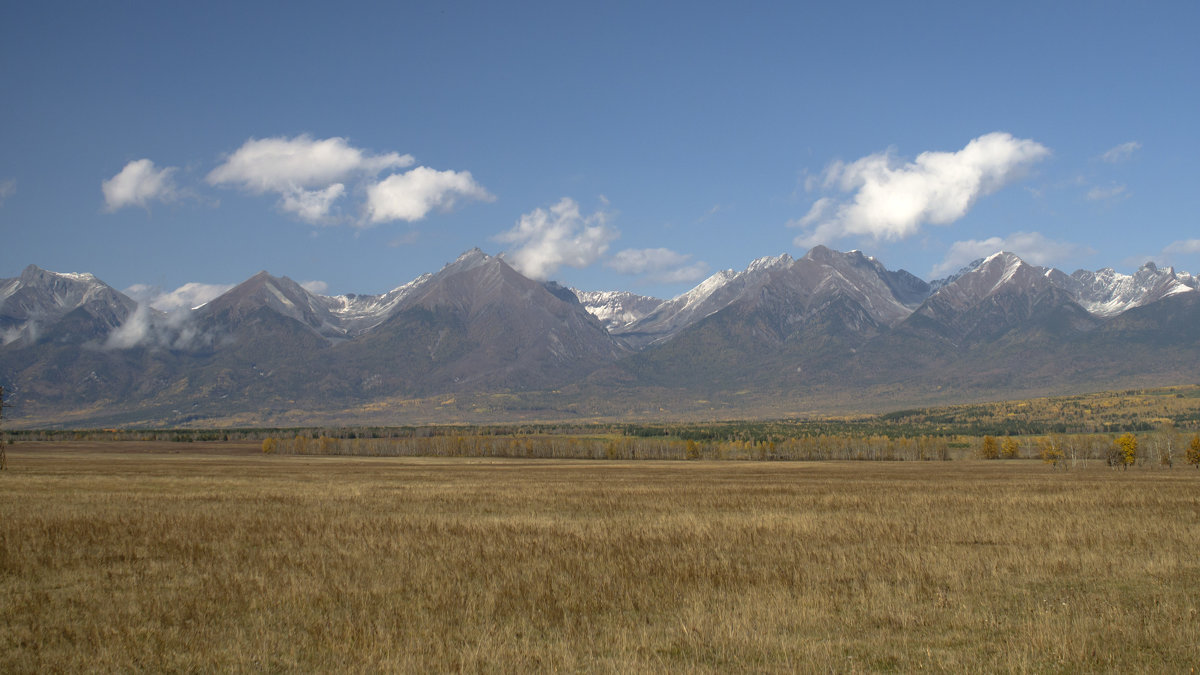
[2,1,1197,304]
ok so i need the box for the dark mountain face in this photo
[611,247,932,391]
[338,251,624,395]
[903,253,1098,345]
[4,247,1200,426]
[196,271,343,339]
[0,265,137,345]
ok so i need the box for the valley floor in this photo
[2,443,1198,671]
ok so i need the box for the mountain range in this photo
[3,246,1199,427]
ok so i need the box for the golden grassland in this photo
[2,442,1199,672]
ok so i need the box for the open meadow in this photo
[2,442,1199,672]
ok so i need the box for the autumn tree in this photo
[1039,436,1064,469]
[1113,433,1138,469]
[980,436,999,459]
[1187,434,1200,469]
[1001,437,1021,459]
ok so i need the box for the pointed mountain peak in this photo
[227,270,286,293]
[980,250,1022,265]
[927,251,1053,305]
[973,251,1032,275]
[441,248,496,274]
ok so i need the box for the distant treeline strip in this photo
[262,433,965,461]
[259,432,1158,463]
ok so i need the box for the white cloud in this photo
[0,178,14,207]
[300,280,329,294]
[1086,184,1127,201]
[207,135,412,193]
[365,167,493,224]
[280,184,346,223]
[495,197,619,280]
[102,159,178,211]
[932,231,1094,277]
[125,282,234,312]
[607,248,709,283]
[792,132,1050,247]
[207,134,422,223]
[1100,141,1141,163]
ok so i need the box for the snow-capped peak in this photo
[1065,261,1197,317]
[442,248,495,274]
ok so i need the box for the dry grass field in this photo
[2,442,1198,672]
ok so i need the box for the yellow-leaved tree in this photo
[980,436,999,459]
[1113,433,1138,469]
[1039,436,1064,469]
[1187,434,1200,469]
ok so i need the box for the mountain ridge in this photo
[2,247,1198,426]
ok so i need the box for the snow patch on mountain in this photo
[321,273,433,333]
[571,289,663,332]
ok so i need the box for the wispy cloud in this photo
[0,178,14,207]
[388,231,421,247]
[495,198,618,280]
[1100,141,1141,163]
[607,248,709,284]
[365,167,493,224]
[108,282,236,350]
[102,159,178,212]
[1086,184,1127,202]
[300,280,329,295]
[124,282,234,311]
[1154,239,1200,269]
[792,132,1050,247]
[932,231,1093,277]
[1163,239,1200,256]
[695,204,722,224]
